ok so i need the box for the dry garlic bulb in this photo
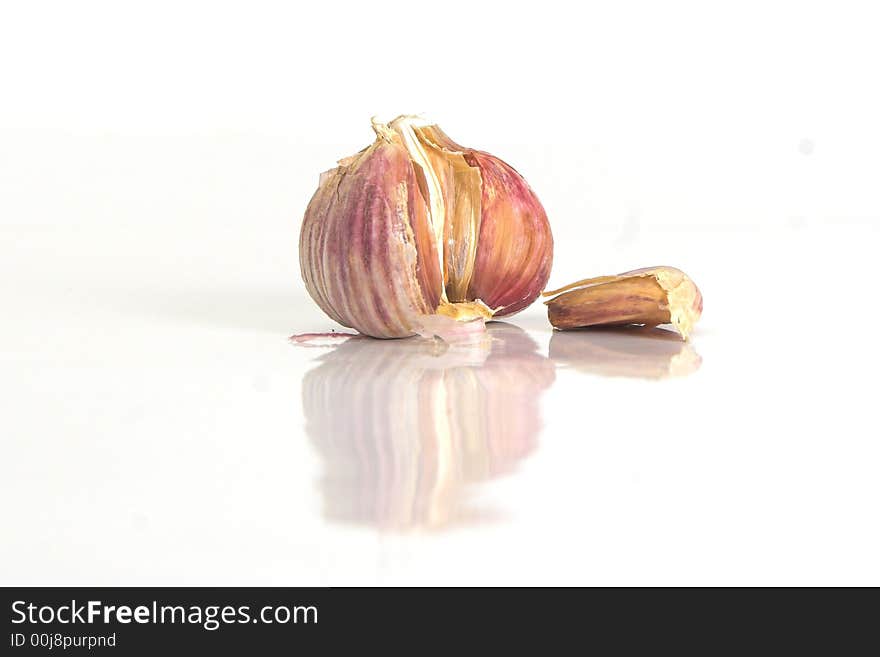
[300,115,553,338]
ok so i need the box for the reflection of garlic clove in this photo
[549,326,702,380]
[301,324,555,530]
[300,116,553,339]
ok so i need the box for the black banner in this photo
[1,587,874,653]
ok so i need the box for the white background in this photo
[2,1,878,585]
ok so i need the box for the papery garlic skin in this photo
[465,150,554,315]
[300,137,440,338]
[543,266,703,340]
[299,116,553,339]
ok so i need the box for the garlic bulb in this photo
[300,115,553,338]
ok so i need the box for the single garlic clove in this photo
[299,115,554,339]
[408,124,554,316]
[542,266,703,340]
[300,136,442,338]
[465,150,554,316]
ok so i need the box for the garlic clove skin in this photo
[464,150,553,316]
[300,115,554,339]
[300,137,442,338]
[407,123,553,316]
[543,266,703,340]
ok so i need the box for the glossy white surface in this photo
[2,1,879,585]
[3,202,878,585]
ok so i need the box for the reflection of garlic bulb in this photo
[302,324,555,530]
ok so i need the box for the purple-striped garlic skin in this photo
[465,150,553,316]
[300,138,442,338]
[299,116,554,339]
[410,124,553,317]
